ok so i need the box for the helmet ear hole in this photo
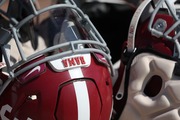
[143,75,163,97]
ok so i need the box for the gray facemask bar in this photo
[148,0,180,58]
[0,0,115,80]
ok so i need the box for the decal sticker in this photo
[17,64,46,84]
[0,104,32,120]
[61,56,86,67]
[49,53,91,72]
[23,66,41,79]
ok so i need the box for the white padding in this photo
[120,53,180,120]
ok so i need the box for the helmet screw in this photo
[152,18,167,38]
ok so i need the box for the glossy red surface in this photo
[0,54,112,120]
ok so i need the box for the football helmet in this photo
[0,0,114,119]
[112,0,180,120]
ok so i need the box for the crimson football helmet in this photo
[0,0,114,119]
[113,0,180,120]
